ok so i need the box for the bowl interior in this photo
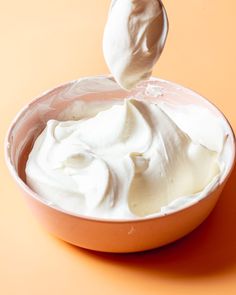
[6,76,236,216]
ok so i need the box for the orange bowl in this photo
[5,76,236,253]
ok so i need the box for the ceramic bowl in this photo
[5,76,235,253]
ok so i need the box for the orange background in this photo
[1,0,236,294]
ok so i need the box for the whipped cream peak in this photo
[103,0,168,90]
[26,99,223,219]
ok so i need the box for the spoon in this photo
[103,0,169,90]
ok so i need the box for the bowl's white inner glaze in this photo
[6,76,235,218]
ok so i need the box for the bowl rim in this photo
[4,75,236,224]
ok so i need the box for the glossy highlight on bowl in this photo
[5,76,236,253]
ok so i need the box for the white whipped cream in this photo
[26,99,224,219]
[103,0,168,90]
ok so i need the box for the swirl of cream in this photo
[26,99,221,219]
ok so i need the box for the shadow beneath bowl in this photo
[64,165,236,278]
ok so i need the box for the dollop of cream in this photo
[103,0,168,90]
[26,99,223,219]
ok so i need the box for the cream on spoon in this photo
[103,0,168,90]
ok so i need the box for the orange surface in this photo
[0,0,236,294]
